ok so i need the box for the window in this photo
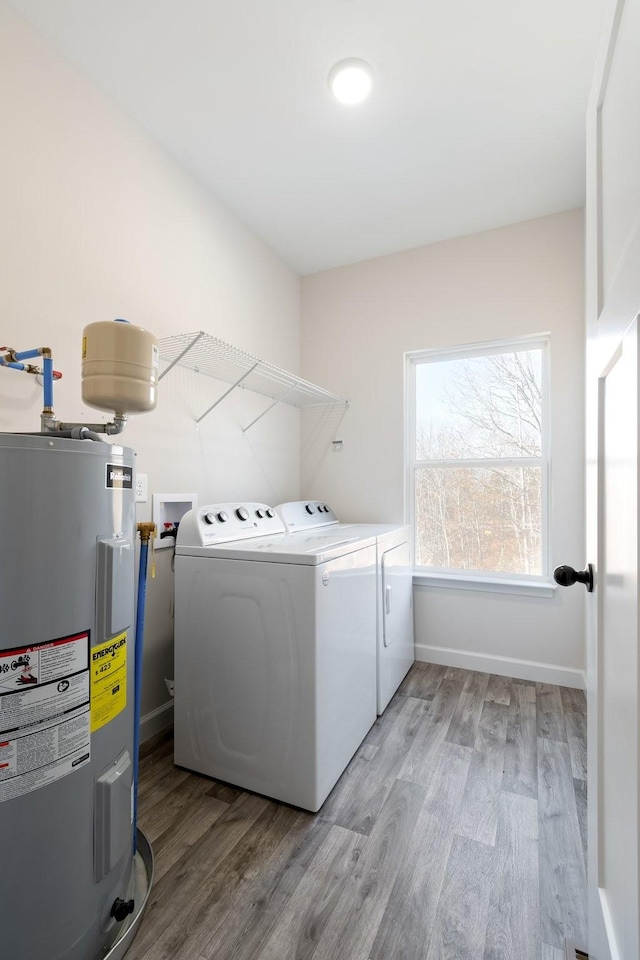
[406,335,549,583]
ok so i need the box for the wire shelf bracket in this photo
[157,331,349,431]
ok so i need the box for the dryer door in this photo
[381,540,412,648]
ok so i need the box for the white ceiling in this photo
[9,0,606,275]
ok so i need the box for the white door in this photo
[584,1,640,956]
[596,321,639,959]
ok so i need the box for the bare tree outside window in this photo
[411,342,547,577]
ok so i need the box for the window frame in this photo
[405,333,553,595]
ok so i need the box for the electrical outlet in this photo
[135,473,148,503]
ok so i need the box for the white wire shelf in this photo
[157,331,348,430]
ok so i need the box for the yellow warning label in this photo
[90,633,127,733]
[81,336,87,360]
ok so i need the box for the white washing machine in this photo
[173,503,377,812]
[275,501,415,715]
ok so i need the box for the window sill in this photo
[412,571,557,598]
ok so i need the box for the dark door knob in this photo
[553,563,594,592]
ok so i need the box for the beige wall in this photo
[301,210,586,684]
[0,5,302,730]
[1,3,587,710]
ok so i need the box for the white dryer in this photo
[275,501,415,714]
[173,503,377,812]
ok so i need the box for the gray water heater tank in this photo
[0,434,138,960]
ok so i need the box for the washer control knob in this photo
[305,504,315,514]
[204,512,216,525]
[236,507,250,521]
[256,508,265,518]
[217,511,229,523]
[265,508,275,518]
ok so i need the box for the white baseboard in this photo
[415,643,586,689]
[140,700,174,742]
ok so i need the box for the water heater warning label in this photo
[0,632,91,803]
[91,632,127,733]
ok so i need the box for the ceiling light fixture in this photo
[328,58,373,105]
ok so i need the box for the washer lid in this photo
[176,527,377,564]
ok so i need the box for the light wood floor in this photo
[129,663,587,960]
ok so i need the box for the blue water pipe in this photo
[43,356,53,408]
[0,348,61,404]
[133,524,154,852]
[13,347,44,361]
[0,359,30,371]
